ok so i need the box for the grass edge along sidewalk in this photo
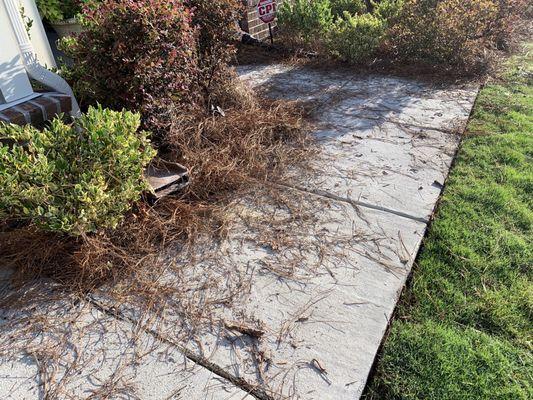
[364,43,533,400]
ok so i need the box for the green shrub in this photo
[372,0,404,20]
[327,12,385,63]
[278,0,401,62]
[278,0,525,74]
[0,107,156,235]
[490,0,531,51]
[330,0,367,17]
[278,0,334,42]
[36,0,96,22]
[187,0,243,63]
[35,0,63,21]
[61,0,247,140]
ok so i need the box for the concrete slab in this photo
[238,65,477,132]
[239,64,478,221]
[92,189,426,399]
[211,195,427,400]
[1,64,479,400]
[0,281,252,399]
[87,65,478,399]
[288,120,460,221]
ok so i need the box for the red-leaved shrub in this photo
[63,0,247,138]
[187,0,243,61]
[63,0,199,139]
[490,0,531,50]
[186,0,244,101]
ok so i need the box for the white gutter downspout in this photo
[3,0,81,117]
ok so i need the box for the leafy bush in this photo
[327,12,385,63]
[387,0,527,73]
[36,0,64,21]
[278,0,334,42]
[278,0,401,61]
[490,0,531,51]
[61,0,199,140]
[62,0,247,139]
[36,0,95,21]
[0,107,156,235]
[372,0,404,20]
[187,0,242,62]
[185,0,244,99]
[278,0,526,74]
[330,0,367,17]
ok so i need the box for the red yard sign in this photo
[257,0,277,24]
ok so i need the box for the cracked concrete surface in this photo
[0,64,478,399]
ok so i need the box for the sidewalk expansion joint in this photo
[321,114,463,136]
[276,182,430,224]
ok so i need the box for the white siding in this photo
[21,0,56,68]
[0,0,34,103]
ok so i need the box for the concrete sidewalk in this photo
[0,65,478,399]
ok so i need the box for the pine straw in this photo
[168,89,311,200]
[1,77,313,289]
[0,76,327,398]
[0,200,216,288]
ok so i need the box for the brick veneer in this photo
[242,0,283,41]
[0,92,72,127]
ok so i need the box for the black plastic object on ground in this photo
[144,159,190,200]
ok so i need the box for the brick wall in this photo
[0,93,72,127]
[241,0,282,41]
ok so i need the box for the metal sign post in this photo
[257,0,277,44]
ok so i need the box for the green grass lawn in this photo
[364,45,533,400]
